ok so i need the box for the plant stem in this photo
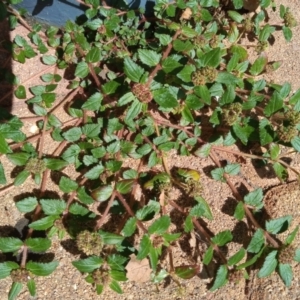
[146,29,181,87]
[95,191,116,230]
[168,199,228,265]
[38,115,48,159]
[209,149,279,248]
[116,191,147,233]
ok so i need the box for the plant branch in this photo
[116,191,147,233]
[168,199,228,265]
[146,29,181,87]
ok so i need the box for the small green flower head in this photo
[11,269,31,284]
[25,158,47,174]
[222,102,243,126]
[76,230,103,256]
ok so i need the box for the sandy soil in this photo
[1,1,300,299]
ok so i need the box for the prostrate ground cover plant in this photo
[0,0,300,298]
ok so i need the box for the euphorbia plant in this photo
[0,0,300,298]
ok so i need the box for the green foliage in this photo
[0,0,299,297]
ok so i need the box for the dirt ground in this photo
[1,1,300,299]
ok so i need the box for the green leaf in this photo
[232,0,243,9]
[107,254,127,271]
[259,24,275,42]
[91,185,114,202]
[228,248,246,266]
[0,162,6,185]
[118,92,135,106]
[14,85,26,99]
[162,57,182,73]
[162,232,181,243]
[14,170,30,186]
[72,256,103,273]
[109,280,123,294]
[294,249,300,262]
[40,199,66,215]
[194,85,211,105]
[244,188,264,211]
[125,100,143,123]
[266,215,292,234]
[44,158,68,170]
[148,216,171,234]
[110,270,127,281]
[285,226,299,245]
[259,118,273,145]
[257,250,278,278]
[228,10,244,23]
[224,163,240,175]
[75,61,89,78]
[155,33,172,46]
[194,144,212,158]
[27,279,36,297]
[0,262,19,279]
[237,248,264,270]
[77,187,94,205]
[95,284,103,294]
[203,245,214,265]
[102,81,120,95]
[42,55,57,65]
[210,265,228,291]
[153,88,178,108]
[86,47,101,63]
[121,217,137,237]
[0,237,23,253]
[32,104,47,116]
[62,127,82,142]
[106,160,122,172]
[289,89,300,109]
[264,92,283,117]
[124,57,145,83]
[247,229,265,253]
[0,133,11,154]
[190,196,213,220]
[211,230,233,246]
[25,238,51,253]
[99,231,124,245]
[84,164,105,180]
[177,65,195,82]
[26,261,59,276]
[278,263,293,287]
[59,176,78,193]
[136,200,160,220]
[211,167,225,182]
[270,143,280,160]
[137,234,151,260]
[219,85,235,106]
[82,92,103,111]
[291,136,300,152]
[138,49,161,67]
[250,55,267,76]
[7,152,30,166]
[175,265,199,280]
[69,202,90,216]
[16,197,38,213]
[202,47,221,68]
[234,201,245,221]
[29,215,57,230]
[173,40,194,52]
[151,269,169,283]
[116,179,135,194]
[8,282,23,300]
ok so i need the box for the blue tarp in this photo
[17,0,155,27]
